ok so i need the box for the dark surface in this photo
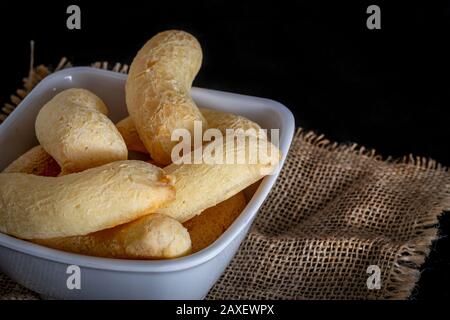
[0,1,448,299]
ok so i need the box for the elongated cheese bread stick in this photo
[4,148,189,260]
[126,30,207,165]
[183,192,246,253]
[0,160,175,239]
[36,214,191,259]
[156,135,280,222]
[35,88,128,174]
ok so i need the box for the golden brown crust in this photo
[156,136,281,222]
[114,109,262,155]
[3,145,61,176]
[126,30,207,165]
[116,116,149,154]
[35,213,191,259]
[0,160,175,239]
[200,108,262,135]
[183,192,246,253]
[3,146,187,260]
[35,88,128,173]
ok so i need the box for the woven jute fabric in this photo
[1,59,450,300]
[206,131,450,299]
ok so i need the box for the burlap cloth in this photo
[1,59,450,300]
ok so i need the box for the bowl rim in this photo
[0,67,295,273]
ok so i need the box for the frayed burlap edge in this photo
[263,129,450,299]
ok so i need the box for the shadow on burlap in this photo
[1,59,449,300]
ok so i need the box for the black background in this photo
[0,1,449,299]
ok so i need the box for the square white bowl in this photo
[0,67,294,299]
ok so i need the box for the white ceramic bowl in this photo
[0,67,294,299]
